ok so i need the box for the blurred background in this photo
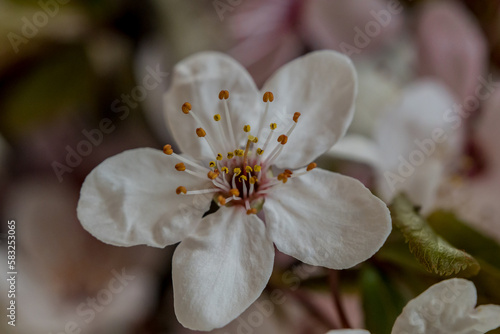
[1,0,500,333]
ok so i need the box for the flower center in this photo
[165,90,317,215]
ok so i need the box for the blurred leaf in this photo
[428,210,500,268]
[0,45,97,140]
[389,194,480,277]
[361,265,406,334]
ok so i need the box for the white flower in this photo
[392,278,500,334]
[326,279,500,334]
[77,51,392,331]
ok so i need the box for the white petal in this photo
[77,148,213,247]
[172,207,274,331]
[260,50,357,169]
[326,330,371,334]
[326,134,381,168]
[263,168,391,269]
[392,278,500,334]
[375,80,464,206]
[164,52,260,159]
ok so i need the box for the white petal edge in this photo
[260,50,357,169]
[391,278,500,334]
[263,168,391,269]
[77,148,213,247]
[164,51,260,159]
[172,206,275,331]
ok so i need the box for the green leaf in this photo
[389,194,480,277]
[361,265,407,334]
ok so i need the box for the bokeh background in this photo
[1,0,500,333]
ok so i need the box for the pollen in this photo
[235,149,244,157]
[227,152,234,159]
[250,176,258,184]
[277,134,288,145]
[307,162,317,171]
[163,144,173,155]
[216,153,223,161]
[218,90,229,100]
[293,112,301,123]
[270,123,277,130]
[247,208,257,215]
[176,186,187,195]
[209,161,216,168]
[230,188,240,197]
[254,165,262,172]
[239,175,248,182]
[233,167,242,176]
[196,128,206,137]
[207,170,219,180]
[243,124,251,133]
[245,166,253,173]
[181,102,192,114]
[256,148,264,155]
[263,91,274,102]
[217,195,226,206]
[221,166,229,173]
[214,114,221,121]
[175,162,186,171]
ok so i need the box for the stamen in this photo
[239,175,248,182]
[227,152,234,159]
[207,170,219,180]
[181,102,192,114]
[277,134,288,145]
[184,188,221,195]
[196,128,206,137]
[235,149,244,157]
[209,161,216,168]
[175,163,186,171]
[256,92,274,140]
[254,165,261,172]
[220,90,237,148]
[246,208,257,215]
[213,114,221,121]
[233,168,242,176]
[221,167,229,174]
[163,145,209,172]
[229,188,240,197]
[293,112,301,123]
[256,148,264,155]
[163,144,174,155]
[261,123,277,154]
[217,195,226,206]
[176,186,187,194]
[245,166,253,173]
[307,162,317,171]
[216,153,223,161]
[243,125,251,133]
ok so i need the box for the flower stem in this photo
[329,270,352,329]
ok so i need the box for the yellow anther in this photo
[209,161,216,168]
[182,102,192,114]
[248,135,257,143]
[270,123,277,130]
[233,167,242,175]
[163,144,173,155]
[256,148,264,155]
[277,134,288,145]
[207,170,219,180]
[176,186,187,195]
[196,128,206,137]
[221,166,229,173]
[243,124,251,133]
[293,112,301,123]
[229,188,240,197]
[216,153,223,161]
[217,195,226,206]
[250,176,258,184]
[214,114,222,121]
[235,149,244,157]
[254,165,262,172]
[277,173,286,181]
[175,163,186,171]
[307,162,317,171]
[247,208,257,215]
[239,175,248,182]
[245,166,253,173]
[227,152,234,159]
[218,90,229,100]
[263,91,274,103]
